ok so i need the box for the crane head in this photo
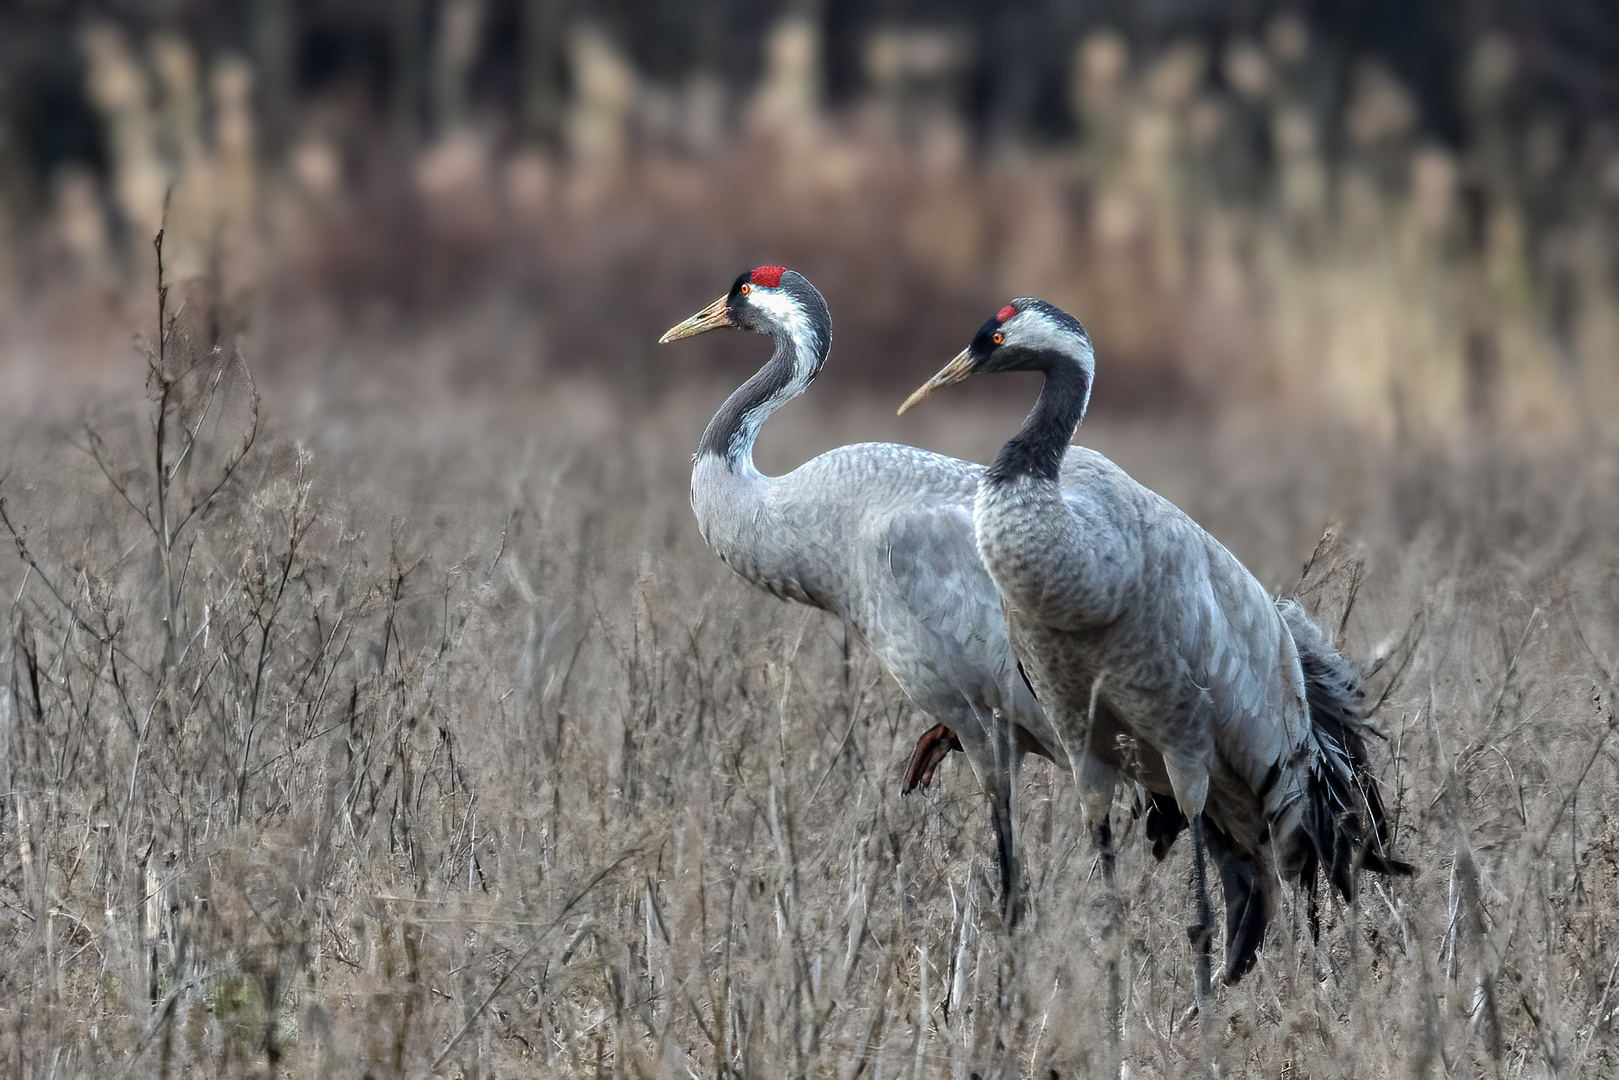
[658,266,828,347]
[898,298,1093,414]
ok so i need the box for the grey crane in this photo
[899,298,1411,990]
[659,267,1117,922]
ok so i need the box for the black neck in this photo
[988,356,1091,483]
[697,331,801,466]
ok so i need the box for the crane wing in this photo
[876,503,1019,711]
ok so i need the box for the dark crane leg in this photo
[992,724,1023,928]
[1095,812,1116,885]
[986,706,1022,928]
[1189,814,1214,999]
[901,719,1022,926]
[1096,810,1123,1075]
[1188,814,1216,1077]
[989,789,1021,927]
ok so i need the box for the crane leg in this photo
[942,706,1022,928]
[986,710,1023,928]
[1204,825,1269,984]
[1095,808,1123,1070]
[1177,814,1217,1078]
[1095,812,1116,886]
[1189,814,1214,1003]
[990,790,1021,927]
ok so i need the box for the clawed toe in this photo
[902,723,963,793]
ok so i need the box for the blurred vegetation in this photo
[1,1,1617,431]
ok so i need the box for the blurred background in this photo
[2,0,1618,435]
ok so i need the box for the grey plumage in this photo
[902,297,1410,981]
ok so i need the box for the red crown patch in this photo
[997,304,1018,323]
[750,266,786,288]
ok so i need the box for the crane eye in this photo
[740,283,751,296]
[992,332,1004,345]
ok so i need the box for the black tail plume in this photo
[1280,600,1415,903]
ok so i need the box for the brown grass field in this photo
[1,251,1616,1079]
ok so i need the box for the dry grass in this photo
[1,252,1617,1080]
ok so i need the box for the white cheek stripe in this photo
[729,286,825,469]
[751,287,822,392]
[1003,308,1086,358]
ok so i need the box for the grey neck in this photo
[696,326,820,473]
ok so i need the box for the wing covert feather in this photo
[878,503,1015,697]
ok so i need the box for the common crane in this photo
[898,298,1412,990]
[660,268,1114,921]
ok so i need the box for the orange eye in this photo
[740,283,751,296]
[992,332,1004,345]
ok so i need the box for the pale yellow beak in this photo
[897,346,976,415]
[659,295,734,343]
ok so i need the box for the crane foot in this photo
[902,723,963,792]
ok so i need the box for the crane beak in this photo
[659,295,734,342]
[897,347,975,415]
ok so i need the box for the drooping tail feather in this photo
[1279,600,1415,907]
